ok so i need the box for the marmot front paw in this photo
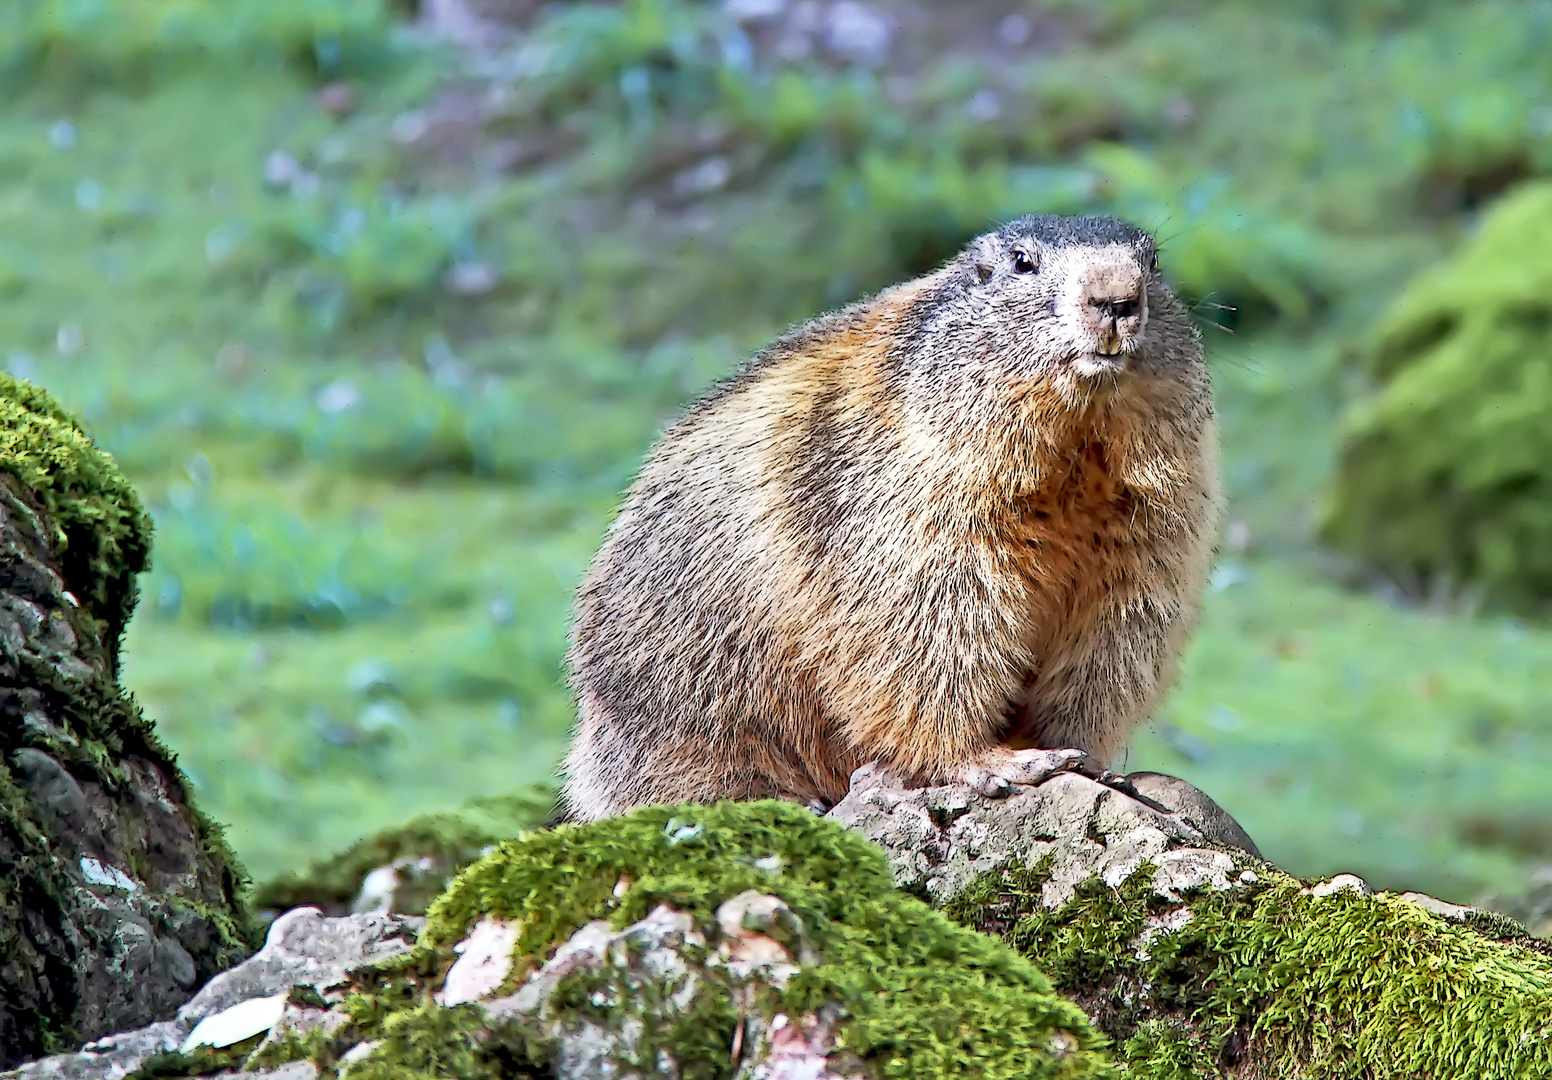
[956,747,1128,798]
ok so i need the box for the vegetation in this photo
[1324,183,1552,612]
[3,0,1552,905]
[258,801,1113,1080]
[950,855,1552,1079]
[0,376,252,1065]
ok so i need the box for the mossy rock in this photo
[244,801,1112,1080]
[254,787,556,917]
[950,859,1552,1078]
[1323,182,1552,609]
[0,376,254,1067]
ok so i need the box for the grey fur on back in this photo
[563,214,1219,821]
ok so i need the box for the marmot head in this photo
[907,214,1202,403]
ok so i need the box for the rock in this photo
[177,907,420,1019]
[830,764,1255,906]
[1308,873,1373,898]
[20,789,1552,1079]
[0,376,252,1067]
[4,910,420,1079]
[89,803,1111,1079]
[1125,770,1263,857]
[924,772,1552,1077]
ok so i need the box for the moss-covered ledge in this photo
[0,376,253,1067]
[152,802,1114,1080]
[947,849,1552,1078]
[0,374,151,666]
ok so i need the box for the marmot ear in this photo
[968,235,998,286]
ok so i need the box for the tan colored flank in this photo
[563,244,1219,820]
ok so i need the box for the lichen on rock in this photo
[0,376,254,1067]
[937,812,1552,1078]
[0,374,151,663]
[140,801,1114,1079]
[1323,181,1552,608]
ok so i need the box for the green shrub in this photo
[1323,182,1552,610]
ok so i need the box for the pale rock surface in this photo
[4,911,420,1080]
[829,764,1262,906]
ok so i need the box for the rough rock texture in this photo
[77,802,1111,1080]
[0,376,253,1067]
[826,770,1552,1078]
[1323,181,1552,608]
[254,789,553,918]
[831,763,1259,906]
[15,778,1552,1079]
[3,909,420,1079]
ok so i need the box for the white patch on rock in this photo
[1306,874,1372,899]
[79,857,138,892]
[352,864,403,915]
[1398,891,1472,919]
[1133,908,1196,961]
[179,994,287,1053]
[1150,849,1236,901]
[436,917,522,1006]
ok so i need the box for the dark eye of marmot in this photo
[1012,250,1037,274]
[1148,251,1159,272]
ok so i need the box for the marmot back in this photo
[564,214,1220,821]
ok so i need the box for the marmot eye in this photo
[1148,251,1159,273]
[1012,250,1037,274]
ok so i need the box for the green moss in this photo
[949,859,1552,1078]
[252,802,1111,1080]
[0,379,255,1064]
[0,374,152,663]
[254,787,556,915]
[1323,182,1552,610]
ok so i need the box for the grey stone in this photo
[0,468,249,1067]
[1125,771,1263,857]
[829,765,1252,906]
[1308,874,1373,899]
[5,911,420,1080]
[4,1023,182,1080]
[178,908,423,1022]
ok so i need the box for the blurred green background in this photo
[6,0,1552,905]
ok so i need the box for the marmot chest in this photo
[1010,439,1139,614]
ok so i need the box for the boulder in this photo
[836,770,1552,1078]
[40,802,1110,1080]
[0,376,253,1067]
[830,763,1260,906]
[4,908,420,1080]
[16,777,1552,1079]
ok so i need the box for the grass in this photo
[3,0,1552,902]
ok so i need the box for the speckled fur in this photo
[564,215,1220,821]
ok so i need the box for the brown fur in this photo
[563,214,1220,820]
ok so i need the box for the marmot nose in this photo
[1082,278,1146,355]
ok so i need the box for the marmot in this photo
[563,214,1220,821]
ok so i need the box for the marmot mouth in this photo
[1067,351,1130,376]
